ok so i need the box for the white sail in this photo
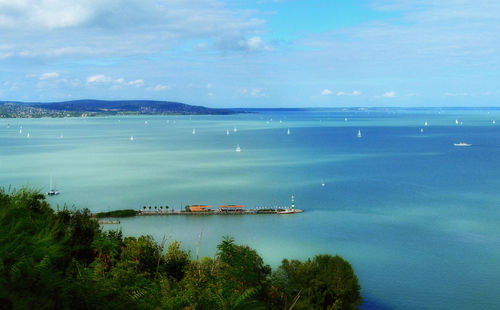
[357,130,362,138]
[235,144,241,152]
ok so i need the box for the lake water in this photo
[1,108,500,310]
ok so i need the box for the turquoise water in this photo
[1,109,500,309]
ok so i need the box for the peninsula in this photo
[0,99,236,118]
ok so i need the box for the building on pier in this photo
[187,205,212,212]
[218,205,245,212]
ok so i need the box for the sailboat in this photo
[130,135,134,141]
[226,129,230,136]
[420,128,424,133]
[192,129,196,135]
[19,128,22,134]
[46,176,60,196]
[455,119,459,125]
[493,120,496,124]
[235,144,241,152]
[233,127,237,133]
[321,180,326,187]
[287,128,290,135]
[357,130,362,138]
[424,121,428,126]
[26,133,30,138]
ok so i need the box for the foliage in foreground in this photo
[94,209,138,218]
[0,187,362,310]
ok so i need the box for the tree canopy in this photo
[0,187,362,310]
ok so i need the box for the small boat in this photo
[19,129,22,134]
[357,130,362,138]
[493,120,496,124]
[420,128,424,133]
[235,144,241,152]
[46,176,60,196]
[26,133,30,138]
[321,181,326,187]
[344,118,348,122]
[233,127,237,133]
[454,142,471,147]
[424,122,428,126]
[287,128,290,135]
[226,129,230,136]
[130,135,134,141]
[192,129,196,135]
[145,121,148,125]
[455,119,459,125]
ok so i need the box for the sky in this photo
[0,0,499,108]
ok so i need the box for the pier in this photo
[94,195,303,221]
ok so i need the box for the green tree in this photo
[273,255,362,310]
[162,241,190,281]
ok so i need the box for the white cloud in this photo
[87,74,113,84]
[0,0,268,58]
[39,72,59,80]
[444,92,468,97]
[321,89,333,95]
[86,75,144,88]
[383,91,396,98]
[217,36,273,52]
[149,84,172,91]
[240,87,266,97]
[242,36,273,52]
[193,42,207,51]
[128,79,144,87]
[337,90,360,96]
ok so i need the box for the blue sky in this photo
[0,0,499,107]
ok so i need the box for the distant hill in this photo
[0,99,236,118]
